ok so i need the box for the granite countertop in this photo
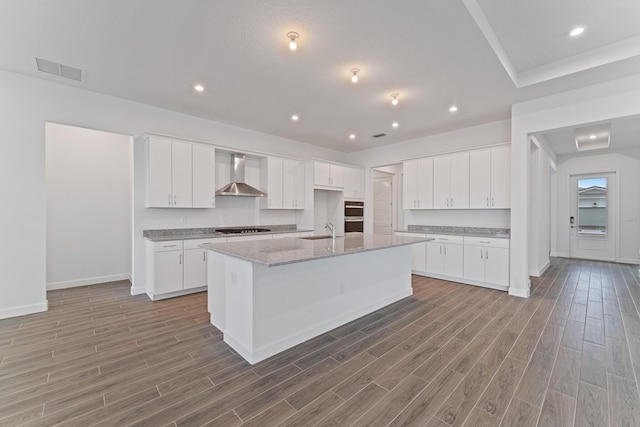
[201,233,432,267]
[397,225,510,239]
[143,224,312,242]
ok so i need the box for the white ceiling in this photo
[538,115,640,157]
[2,0,640,153]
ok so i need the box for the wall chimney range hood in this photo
[215,153,267,197]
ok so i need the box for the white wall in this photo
[553,149,640,264]
[0,69,346,319]
[46,123,132,290]
[511,73,640,298]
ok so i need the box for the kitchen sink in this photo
[299,235,335,240]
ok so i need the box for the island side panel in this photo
[207,251,228,332]
[249,245,412,363]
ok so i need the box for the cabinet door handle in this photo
[439,245,442,254]
[485,248,489,259]
[417,200,420,208]
[173,194,177,205]
[491,197,495,207]
[444,245,447,255]
[163,244,177,248]
[480,248,483,259]
[179,253,182,264]
[168,194,172,205]
[203,251,206,261]
[486,197,489,207]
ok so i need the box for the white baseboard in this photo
[509,286,530,298]
[0,301,48,320]
[529,260,551,277]
[618,258,640,265]
[47,273,131,291]
[550,252,569,258]
[130,286,147,296]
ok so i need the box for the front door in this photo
[569,172,616,261]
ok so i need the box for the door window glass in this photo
[577,177,607,236]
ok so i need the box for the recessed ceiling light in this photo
[194,84,204,92]
[287,32,299,51]
[392,122,399,128]
[349,133,356,140]
[390,93,399,106]
[449,105,458,112]
[291,114,299,121]
[569,26,585,37]
[350,68,360,83]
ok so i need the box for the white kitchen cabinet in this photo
[283,159,305,209]
[148,241,184,296]
[261,157,304,209]
[490,146,510,209]
[261,157,284,209]
[403,157,433,209]
[395,232,427,273]
[192,144,216,208]
[314,161,344,188]
[463,236,510,287]
[147,136,193,208]
[183,238,219,290]
[425,234,464,278]
[344,167,365,200]
[469,146,510,209]
[433,152,469,209]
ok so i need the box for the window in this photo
[577,177,607,236]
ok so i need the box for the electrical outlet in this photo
[179,216,186,224]
[230,272,237,284]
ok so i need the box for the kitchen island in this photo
[201,233,431,364]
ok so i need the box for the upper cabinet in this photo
[343,167,365,200]
[469,146,510,209]
[403,157,433,209]
[260,156,304,209]
[148,136,193,208]
[147,135,216,208]
[314,161,344,188]
[433,152,469,209]
[192,144,216,208]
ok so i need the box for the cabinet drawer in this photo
[183,238,226,249]
[463,236,510,248]
[426,234,463,244]
[153,241,183,252]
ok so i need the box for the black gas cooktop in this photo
[215,227,271,235]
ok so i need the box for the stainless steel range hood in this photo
[215,153,267,197]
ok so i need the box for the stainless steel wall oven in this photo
[344,201,364,233]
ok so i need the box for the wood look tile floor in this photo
[1,258,639,426]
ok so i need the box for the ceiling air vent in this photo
[372,133,387,138]
[35,57,83,82]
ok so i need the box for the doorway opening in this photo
[45,123,133,290]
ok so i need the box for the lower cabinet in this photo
[147,238,224,300]
[397,231,510,290]
[463,237,510,287]
[425,235,464,279]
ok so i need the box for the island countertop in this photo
[201,233,432,267]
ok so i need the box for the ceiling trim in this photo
[462,0,519,86]
[463,0,640,88]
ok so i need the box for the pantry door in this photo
[569,173,616,261]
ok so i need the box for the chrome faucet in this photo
[325,222,336,239]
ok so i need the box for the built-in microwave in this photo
[345,201,364,233]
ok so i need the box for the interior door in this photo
[569,173,616,261]
[373,178,392,235]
